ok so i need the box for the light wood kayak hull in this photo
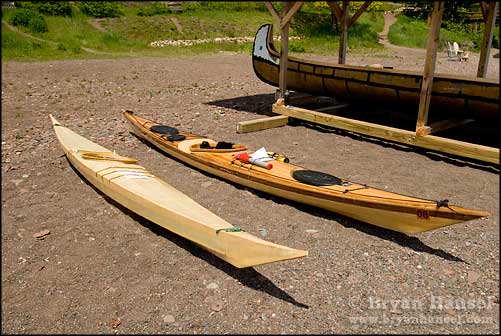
[50,114,307,268]
[124,111,489,234]
[252,24,499,122]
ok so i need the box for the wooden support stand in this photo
[249,1,499,165]
[236,115,289,134]
[271,103,498,164]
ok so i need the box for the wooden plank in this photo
[280,1,303,29]
[236,115,289,133]
[415,1,444,135]
[338,1,349,64]
[348,1,372,28]
[327,1,343,21]
[477,1,498,78]
[264,2,280,24]
[273,104,499,164]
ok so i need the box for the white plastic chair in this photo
[453,42,469,62]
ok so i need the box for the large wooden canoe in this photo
[252,24,499,122]
[124,111,489,234]
[50,114,307,268]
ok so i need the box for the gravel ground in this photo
[1,44,499,334]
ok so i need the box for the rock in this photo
[201,181,212,188]
[110,318,121,328]
[442,268,455,275]
[206,282,218,290]
[162,314,175,324]
[33,229,50,239]
[210,300,224,312]
[11,179,23,186]
[305,229,318,234]
[467,270,480,283]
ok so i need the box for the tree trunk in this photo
[331,12,338,33]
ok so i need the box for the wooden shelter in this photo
[238,1,499,165]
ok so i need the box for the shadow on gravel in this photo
[130,134,467,264]
[205,93,276,116]
[291,120,500,174]
[66,158,310,309]
[206,94,499,174]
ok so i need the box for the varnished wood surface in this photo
[124,111,489,234]
[252,24,499,121]
[50,114,307,268]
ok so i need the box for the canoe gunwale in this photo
[252,24,500,115]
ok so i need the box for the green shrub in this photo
[35,1,73,16]
[18,1,73,16]
[79,1,123,18]
[137,2,170,17]
[28,14,48,32]
[187,2,267,12]
[289,41,306,52]
[10,8,33,27]
[10,8,48,33]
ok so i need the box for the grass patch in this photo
[2,1,386,62]
[388,14,496,52]
[387,15,429,49]
[101,10,273,42]
[287,9,384,54]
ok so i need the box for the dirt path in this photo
[2,19,58,46]
[87,19,108,33]
[377,12,397,46]
[171,17,183,33]
[377,12,426,55]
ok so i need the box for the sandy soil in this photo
[1,41,499,334]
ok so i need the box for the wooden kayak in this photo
[252,24,499,122]
[49,114,307,268]
[123,111,489,234]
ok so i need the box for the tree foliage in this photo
[17,1,73,16]
[78,2,123,18]
[404,1,482,22]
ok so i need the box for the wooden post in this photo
[477,1,498,78]
[264,2,280,23]
[415,1,444,136]
[280,1,303,29]
[264,2,302,102]
[277,2,292,102]
[338,1,349,64]
[480,1,488,22]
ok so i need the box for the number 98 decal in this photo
[416,209,430,220]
